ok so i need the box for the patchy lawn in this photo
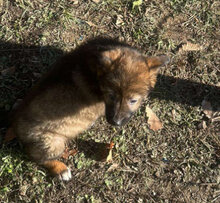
[0,0,219,202]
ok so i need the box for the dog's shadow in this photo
[74,138,112,162]
[0,39,219,155]
[1,137,111,164]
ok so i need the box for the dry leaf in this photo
[95,142,114,162]
[145,107,163,131]
[92,0,101,3]
[201,99,213,119]
[106,149,113,162]
[62,148,77,159]
[182,41,203,51]
[70,0,79,4]
[106,142,114,162]
[80,141,114,162]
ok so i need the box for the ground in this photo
[0,0,219,202]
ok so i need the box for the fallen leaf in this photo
[201,99,213,119]
[93,142,114,162]
[70,0,79,4]
[92,0,101,3]
[145,107,163,131]
[182,41,203,51]
[106,149,112,162]
[106,142,114,162]
[62,148,78,159]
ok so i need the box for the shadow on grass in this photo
[154,74,220,107]
[76,138,113,162]
[0,39,219,143]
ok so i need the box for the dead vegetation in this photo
[0,0,219,202]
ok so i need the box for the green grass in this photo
[0,0,219,202]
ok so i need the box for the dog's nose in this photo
[112,112,132,126]
[112,118,121,126]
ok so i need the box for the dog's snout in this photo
[112,117,122,126]
[105,103,134,126]
[112,112,132,126]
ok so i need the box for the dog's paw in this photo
[59,167,72,181]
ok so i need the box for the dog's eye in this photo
[129,99,138,105]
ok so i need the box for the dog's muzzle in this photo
[106,109,133,126]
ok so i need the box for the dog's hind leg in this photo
[23,133,72,181]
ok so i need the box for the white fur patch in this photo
[59,167,72,181]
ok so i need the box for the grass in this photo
[0,0,219,202]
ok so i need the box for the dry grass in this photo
[0,0,219,202]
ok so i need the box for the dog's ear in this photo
[146,55,170,87]
[146,55,170,69]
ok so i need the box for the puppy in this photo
[7,38,169,181]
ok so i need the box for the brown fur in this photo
[8,37,169,179]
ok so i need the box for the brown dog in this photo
[8,38,169,181]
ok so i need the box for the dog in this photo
[7,37,169,181]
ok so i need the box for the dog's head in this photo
[97,47,169,126]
